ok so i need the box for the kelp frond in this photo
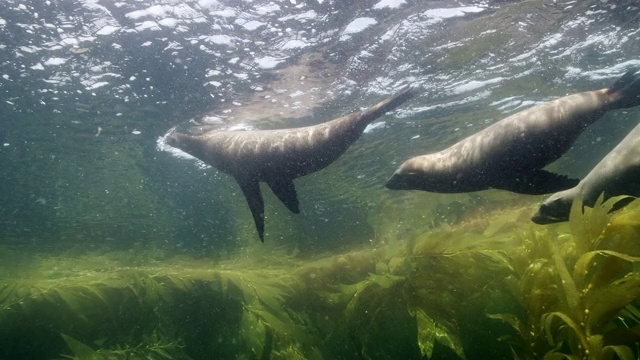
[59,332,188,360]
[492,196,640,359]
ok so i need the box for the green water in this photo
[1,0,640,359]
[3,198,640,359]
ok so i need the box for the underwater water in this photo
[1,0,640,359]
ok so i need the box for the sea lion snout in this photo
[165,130,204,159]
[385,170,415,190]
[531,208,565,225]
[166,134,177,147]
[166,129,185,148]
[385,157,436,191]
[531,194,571,224]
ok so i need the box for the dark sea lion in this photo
[532,122,640,224]
[167,86,414,241]
[386,69,640,195]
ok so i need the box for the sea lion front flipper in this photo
[265,177,300,214]
[235,176,266,242]
[497,170,580,195]
[609,195,637,213]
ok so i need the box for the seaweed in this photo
[490,196,640,360]
[59,332,188,360]
[2,197,640,359]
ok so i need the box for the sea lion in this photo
[167,86,413,241]
[386,69,640,195]
[532,122,640,224]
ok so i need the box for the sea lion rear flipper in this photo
[607,68,640,109]
[266,177,300,214]
[235,177,266,242]
[497,170,579,195]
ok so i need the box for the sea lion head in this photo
[531,191,573,224]
[385,156,471,192]
[385,155,427,191]
[385,168,425,191]
[165,128,210,162]
[385,158,447,192]
[166,130,193,154]
[166,128,186,148]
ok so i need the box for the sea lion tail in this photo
[606,68,640,109]
[361,85,415,121]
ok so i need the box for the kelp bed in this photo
[3,197,640,359]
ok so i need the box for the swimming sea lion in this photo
[386,69,640,195]
[167,86,413,241]
[532,122,640,224]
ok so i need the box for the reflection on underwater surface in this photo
[3,197,640,359]
[1,0,640,358]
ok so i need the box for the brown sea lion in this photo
[167,86,413,241]
[386,69,640,195]
[532,121,640,224]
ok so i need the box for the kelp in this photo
[0,220,514,359]
[59,332,188,360]
[490,196,640,360]
[2,198,640,359]
[0,253,305,359]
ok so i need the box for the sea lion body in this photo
[179,113,377,179]
[168,86,413,241]
[532,122,640,224]
[386,69,640,195]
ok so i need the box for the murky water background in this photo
[1,1,640,359]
